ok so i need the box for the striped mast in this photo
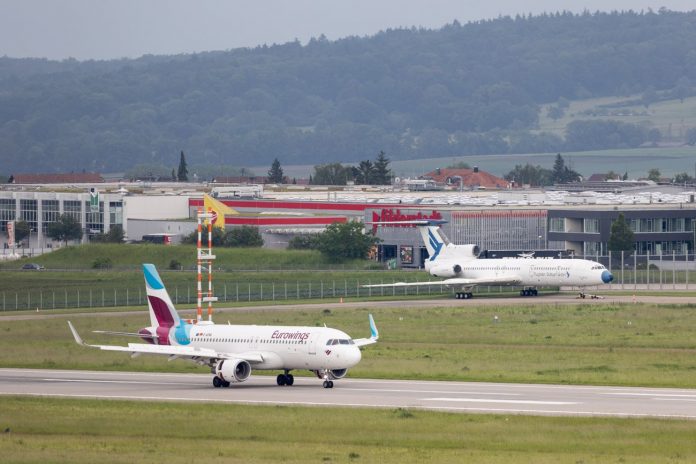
[196,208,203,323]
[206,207,214,322]
[196,206,218,323]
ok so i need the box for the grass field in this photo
[0,243,376,271]
[4,302,696,388]
[1,396,695,463]
[537,94,696,140]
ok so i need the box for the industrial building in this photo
[1,183,695,266]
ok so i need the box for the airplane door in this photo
[307,332,319,355]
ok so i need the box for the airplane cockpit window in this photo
[327,339,355,345]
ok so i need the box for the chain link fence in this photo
[3,252,695,311]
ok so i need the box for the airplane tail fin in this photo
[418,224,450,262]
[143,264,180,328]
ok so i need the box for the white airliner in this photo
[365,220,613,299]
[69,264,378,389]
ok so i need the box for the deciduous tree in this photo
[47,214,83,246]
[314,221,380,261]
[608,213,634,257]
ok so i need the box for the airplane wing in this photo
[353,314,379,347]
[68,321,264,364]
[362,275,521,291]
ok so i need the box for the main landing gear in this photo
[520,288,538,297]
[212,376,230,388]
[455,292,473,299]
[277,370,295,386]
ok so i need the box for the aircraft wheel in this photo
[213,376,223,388]
[532,289,538,296]
[329,381,334,388]
[323,380,330,388]
[286,374,294,386]
[222,381,231,388]
[520,290,526,296]
[463,292,471,299]
[467,292,473,299]
[277,374,287,386]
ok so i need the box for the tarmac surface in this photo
[1,368,696,419]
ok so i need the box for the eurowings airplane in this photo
[69,264,378,389]
[365,220,613,299]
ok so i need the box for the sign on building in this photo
[89,188,99,212]
[7,221,15,248]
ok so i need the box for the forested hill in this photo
[2,10,696,174]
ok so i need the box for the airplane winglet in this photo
[67,321,87,346]
[368,314,379,341]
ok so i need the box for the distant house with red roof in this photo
[9,173,104,184]
[421,167,509,190]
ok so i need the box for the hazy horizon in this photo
[1,0,694,61]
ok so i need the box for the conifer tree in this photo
[177,151,189,182]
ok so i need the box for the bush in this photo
[224,226,263,247]
[92,257,113,269]
[168,259,182,270]
[287,235,316,250]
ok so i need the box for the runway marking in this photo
[603,392,696,399]
[42,378,188,386]
[1,392,695,419]
[424,397,577,405]
[341,388,519,396]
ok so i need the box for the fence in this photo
[3,252,695,311]
[1,278,455,312]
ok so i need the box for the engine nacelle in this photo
[215,359,251,383]
[430,263,464,278]
[454,244,480,258]
[328,368,348,380]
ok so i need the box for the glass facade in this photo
[85,201,104,235]
[19,199,38,230]
[109,201,123,226]
[549,217,565,232]
[631,218,693,233]
[64,200,82,222]
[0,199,15,232]
[41,200,60,233]
[583,218,600,233]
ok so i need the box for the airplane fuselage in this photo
[141,322,361,372]
[425,256,612,287]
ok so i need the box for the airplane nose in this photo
[601,270,613,283]
[349,347,362,366]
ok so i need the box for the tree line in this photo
[2,10,696,173]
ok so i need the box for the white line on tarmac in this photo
[603,392,696,398]
[424,397,577,405]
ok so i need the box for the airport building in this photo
[2,183,695,266]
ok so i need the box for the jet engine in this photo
[430,263,463,278]
[215,359,251,383]
[328,369,348,380]
[453,244,480,258]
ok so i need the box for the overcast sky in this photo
[1,1,694,61]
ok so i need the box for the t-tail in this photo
[417,221,450,262]
[143,263,181,340]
